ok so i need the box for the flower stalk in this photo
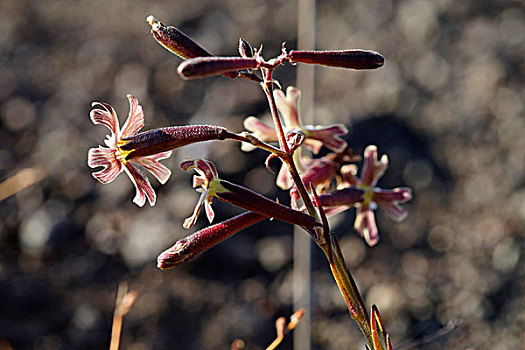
[86,17,407,348]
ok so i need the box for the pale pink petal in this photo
[360,146,376,185]
[181,159,218,187]
[372,154,388,185]
[131,151,172,184]
[323,205,351,217]
[183,190,208,228]
[204,197,215,223]
[123,163,156,207]
[376,200,407,222]
[90,102,120,136]
[373,187,412,203]
[354,206,379,246]
[276,163,294,190]
[243,116,278,142]
[339,164,358,188]
[303,139,323,154]
[304,124,348,153]
[120,95,145,138]
[301,158,338,189]
[274,87,301,128]
[88,146,122,184]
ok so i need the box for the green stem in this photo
[260,68,373,347]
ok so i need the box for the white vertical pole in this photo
[294,1,316,349]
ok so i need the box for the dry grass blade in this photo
[109,282,138,350]
[265,309,305,350]
[0,166,46,201]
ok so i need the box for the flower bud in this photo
[158,211,265,269]
[147,15,240,79]
[288,49,384,70]
[121,125,239,159]
[178,57,259,79]
[147,15,211,59]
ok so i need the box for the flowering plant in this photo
[88,15,412,349]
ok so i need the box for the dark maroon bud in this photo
[238,38,254,58]
[318,187,365,207]
[177,57,259,79]
[216,180,320,229]
[288,49,384,70]
[157,211,266,269]
[147,16,239,79]
[121,125,239,159]
[147,15,212,59]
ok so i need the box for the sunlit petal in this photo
[90,102,120,137]
[276,163,293,190]
[354,206,379,246]
[123,163,156,207]
[132,151,172,184]
[304,124,348,153]
[183,190,209,228]
[120,94,145,138]
[88,146,123,184]
[376,200,407,222]
[243,116,278,142]
[274,87,301,128]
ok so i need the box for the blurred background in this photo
[0,0,524,349]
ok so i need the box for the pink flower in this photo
[242,86,348,189]
[87,95,172,207]
[181,158,319,230]
[319,145,412,246]
[243,86,348,155]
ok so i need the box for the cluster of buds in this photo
[88,15,410,348]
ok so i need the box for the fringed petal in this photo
[123,163,156,207]
[376,200,407,222]
[323,205,351,217]
[274,87,301,128]
[243,116,278,142]
[90,102,120,136]
[354,206,379,246]
[339,164,358,188]
[181,159,218,187]
[303,139,324,154]
[373,187,412,203]
[304,124,348,153]
[132,151,172,184]
[276,163,294,190]
[204,197,215,223]
[120,95,145,138]
[183,190,209,228]
[361,145,389,186]
[88,146,122,184]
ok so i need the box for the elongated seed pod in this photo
[318,187,364,206]
[216,180,320,229]
[158,211,265,269]
[122,125,239,159]
[178,57,259,79]
[148,15,211,59]
[147,15,239,79]
[288,50,384,70]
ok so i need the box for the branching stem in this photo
[260,67,373,347]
